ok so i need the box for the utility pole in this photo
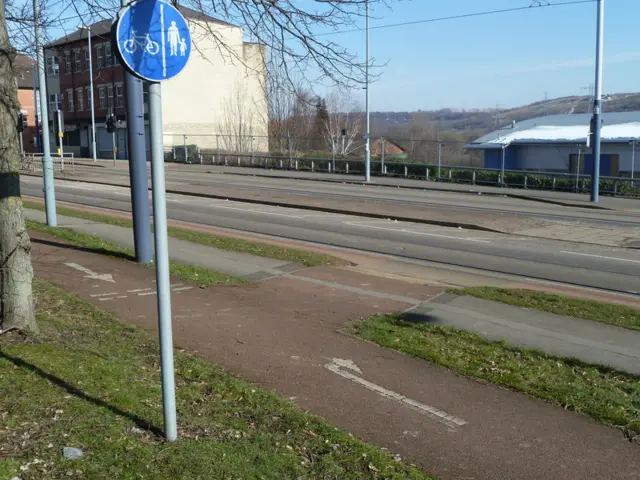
[34,0,56,226]
[364,0,371,183]
[79,26,98,162]
[590,0,604,203]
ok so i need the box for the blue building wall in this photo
[483,147,519,170]
[583,154,614,177]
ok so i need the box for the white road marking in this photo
[90,292,119,297]
[138,291,158,296]
[65,262,115,283]
[98,297,116,301]
[127,288,153,293]
[325,358,467,429]
[171,286,193,292]
[345,222,491,244]
[561,251,640,264]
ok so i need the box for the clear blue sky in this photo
[335,0,640,111]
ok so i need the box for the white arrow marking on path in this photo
[65,263,115,283]
[325,358,467,430]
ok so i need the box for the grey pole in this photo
[590,0,604,203]
[116,4,153,265]
[183,135,188,163]
[19,131,24,156]
[631,141,635,180]
[34,0,56,226]
[501,145,506,185]
[380,137,385,175]
[148,82,178,442]
[364,0,371,183]
[575,146,582,191]
[31,67,39,152]
[437,142,442,179]
[80,26,98,162]
[112,122,117,166]
[56,109,64,158]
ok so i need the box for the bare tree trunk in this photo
[0,1,36,334]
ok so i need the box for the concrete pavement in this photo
[29,228,640,480]
[26,208,640,374]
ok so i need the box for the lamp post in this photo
[590,0,604,202]
[364,0,371,183]
[79,25,97,162]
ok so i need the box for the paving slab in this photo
[25,209,302,280]
[27,231,640,480]
[414,293,640,375]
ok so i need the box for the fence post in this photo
[279,159,283,169]
[523,175,527,189]
[346,162,349,174]
[448,169,452,180]
[614,181,618,196]
[380,137,385,175]
[238,156,241,166]
[404,165,408,178]
[472,171,476,185]
[198,147,202,165]
[215,135,219,164]
[328,161,331,173]
[311,160,314,172]
[172,144,176,162]
[425,167,429,180]
[552,177,556,191]
[295,159,299,170]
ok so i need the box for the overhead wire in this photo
[318,0,597,36]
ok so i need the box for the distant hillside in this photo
[372,92,640,135]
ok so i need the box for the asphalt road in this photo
[68,164,640,228]
[21,176,640,295]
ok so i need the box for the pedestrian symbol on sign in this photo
[115,0,191,82]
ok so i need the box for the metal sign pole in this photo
[34,0,56,226]
[149,81,177,442]
[115,0,191,441]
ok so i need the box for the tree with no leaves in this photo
[1,0,384,334]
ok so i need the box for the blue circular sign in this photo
[116,0,191,82]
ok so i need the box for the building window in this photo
[115,84,124,107]
[113,51,120,65]
[84,48,90,71]
[104,44,112,67]
[74,50,81,72]
[98,86,105,109]
[48,93,59,113]
[46,56,59,75]
[64,51,71,74]
[76,88,84,111]
[66,89,74,112]
[107,85,114,108]
[96,45,103,69]
[86,86,92,110]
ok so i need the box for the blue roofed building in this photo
[465,112,640,177]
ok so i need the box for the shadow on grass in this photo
[31,237,136,262]
[0,350,164,437]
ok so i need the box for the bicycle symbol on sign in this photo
[123,29,160,55]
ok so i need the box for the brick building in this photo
[14,54,37,153]
[44,6,268,160]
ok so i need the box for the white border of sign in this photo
[115,0,191,82]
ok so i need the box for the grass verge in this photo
[0,282,434,479]
[455,287,640,331]
[23,200,347,268]
[353,315,640,434]
[27,220,244,287]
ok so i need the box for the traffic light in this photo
[106,114,116,133]
[17,112,27,132]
